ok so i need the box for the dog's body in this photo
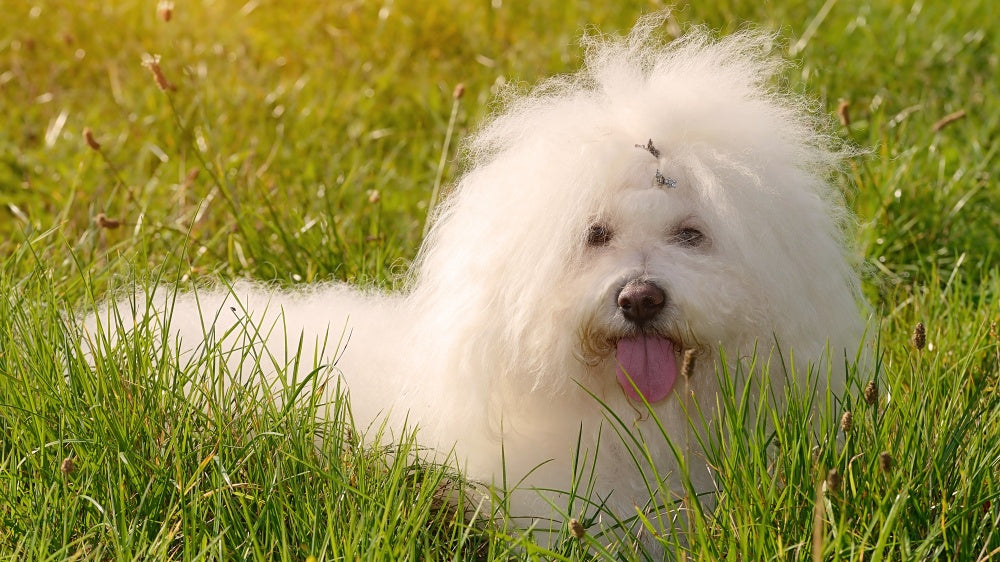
[87,17,866,541]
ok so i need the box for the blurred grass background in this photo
[2,1,995,295]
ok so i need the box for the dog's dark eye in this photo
[586,223,613,247]
[672,227,706,248]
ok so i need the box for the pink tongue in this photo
[615,336,678,403]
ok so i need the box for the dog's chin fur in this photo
[86,14,867,546]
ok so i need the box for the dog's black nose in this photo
[617,280,667,325]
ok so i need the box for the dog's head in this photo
[410,21,865,406]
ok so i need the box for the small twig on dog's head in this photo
[635,140,676,188]
[654,170,677,189]
[635,139,661,157]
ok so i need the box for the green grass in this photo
[2,0,998,559]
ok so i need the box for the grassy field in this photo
[2,0,998,559]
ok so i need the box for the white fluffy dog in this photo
[88,16,866,545]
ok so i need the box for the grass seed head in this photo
[840,410,853,433]
[864,380,877,405]
[157,1,174,22]
[83,127,100,150]
[912,321,926,350]
[932,109,966,132]
[681,348,697,378]
[837,99,850,127]
[60,456,76,475]
[569,518,586,539]
[826,468,841,492]
[142,53,176,91]
[95,213,122,229]
[878,451,893,473]
[184,167,200,188]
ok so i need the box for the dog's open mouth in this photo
[615,335,679,403]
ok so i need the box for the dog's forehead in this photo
[615,149,691,198]
[587,173,695,238]
[581,140,666,183]
[573,136,699,220]
[614,183,690,221]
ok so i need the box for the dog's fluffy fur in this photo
[88,16,866,540]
